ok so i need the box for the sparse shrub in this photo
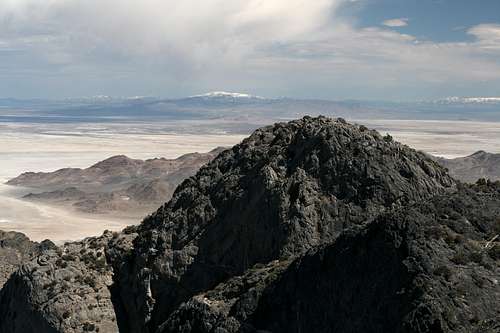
[470,251,483,264]
[62,254,76,261]
[451,250,469,265]
[454,234,465,244]
[89,241,99,249]
[83,275,97,289]
[123,225,137,235]
[62,311,71,319]
[94,257,107,271]
[444,231,465,246]
[476,178,487,186]
[433,265,452,280]
[82,253,95,265]
[426,226,445,240]
[494,218,500,234]
[487,244,500,260]
[83,322,96,331]
[81,252,106,271]
[253,263,266,269]
[44,280,57,292]
[383,134,393,143]
[75,275,84,284]
[56,258,68,268]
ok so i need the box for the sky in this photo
[0,0,499,100]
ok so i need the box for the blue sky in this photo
[0,0,499,100]
[342,0,500,42]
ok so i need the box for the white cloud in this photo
[468,24,500,50]
[382,18,409,27]
[0,1,499,99]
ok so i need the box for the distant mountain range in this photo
[435,97,500,105]
[436,151,500,183]
[2,92,500,128]
[7,148,225,219]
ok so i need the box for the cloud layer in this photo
[0,0,499,99]
[382,18,409,27]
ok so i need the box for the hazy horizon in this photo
[2,91,500,103]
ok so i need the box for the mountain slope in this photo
[437,151,500,183]
[7,148,225,218]
[161,183,500,333]
[113,116,455,332]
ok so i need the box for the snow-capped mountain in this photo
[437,97,500,104]
[188,91,266,100]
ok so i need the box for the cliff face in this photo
[159,183,500,333]
[2,117,499,333]
[0,231,55,288]
[0,230,136,333]
[113,116,455,332]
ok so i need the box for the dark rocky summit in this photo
[114,116,454,332]
[1,116,499,333]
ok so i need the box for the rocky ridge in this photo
[0,231,55,288]
[160,183,500,332]
[1,116,499,333]
[0,230,137,333]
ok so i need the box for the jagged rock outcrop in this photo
[0,230,137,333]
[113,116,455,332]
[0,230,55,288]
[160,183,500,333]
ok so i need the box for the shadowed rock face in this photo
[159,183,500,333]
[4,116,499,333]
[113,116,455,332]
